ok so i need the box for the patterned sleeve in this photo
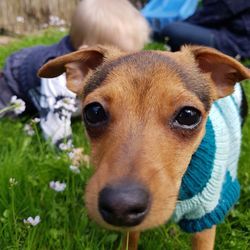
[39,74,77,147]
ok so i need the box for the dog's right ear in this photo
[186,46,250,99]
[38,46,116,95]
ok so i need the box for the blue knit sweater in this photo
[173,84,243,233]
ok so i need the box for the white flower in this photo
[68,151,75,160]
[23,215,40,226]
[59,139,73,151]
[10,96,26,114]
[69,165,80,174]
[23,124,35,136]
[9,177,18,186]
[49,181,66,192]
[31,118,40,124]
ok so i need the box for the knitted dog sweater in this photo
[173,84,243,233]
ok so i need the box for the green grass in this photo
[0,29,250,250]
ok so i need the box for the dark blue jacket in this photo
[187,0,250,59]
[2,36,74,113]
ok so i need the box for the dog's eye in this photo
[83,102,108,126]
[173,107,201,129]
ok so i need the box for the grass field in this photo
[0,29,250,250]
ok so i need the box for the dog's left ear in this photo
[188,46,250,99]
[38,46,120,95]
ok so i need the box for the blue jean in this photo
[153,21,216,51]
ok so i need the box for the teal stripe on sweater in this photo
[179,118,216,200]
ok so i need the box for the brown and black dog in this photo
[39,46,250,250]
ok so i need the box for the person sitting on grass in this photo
[0,0,150,148]
[153,0,250,60]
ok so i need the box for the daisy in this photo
[9,177,18,186]
[31,117,40,124]
[0,96,26,116]
[10,96,26,114]
[49,181,66,192]
[23,124,35,136]
[59,139,73,151]
[23,215,41,226]
[69,165,80,174]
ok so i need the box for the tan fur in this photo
[192,226,216,250]
[39,46,250,249]
[185,46,250,98]
[69,0,150,50]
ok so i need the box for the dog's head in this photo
[39,46,250,231]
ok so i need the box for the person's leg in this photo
[153,21,216,51]
[0,72,16,118]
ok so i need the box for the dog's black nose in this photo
[98,181,150,227]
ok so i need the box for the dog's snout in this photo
[98,181,150,227]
